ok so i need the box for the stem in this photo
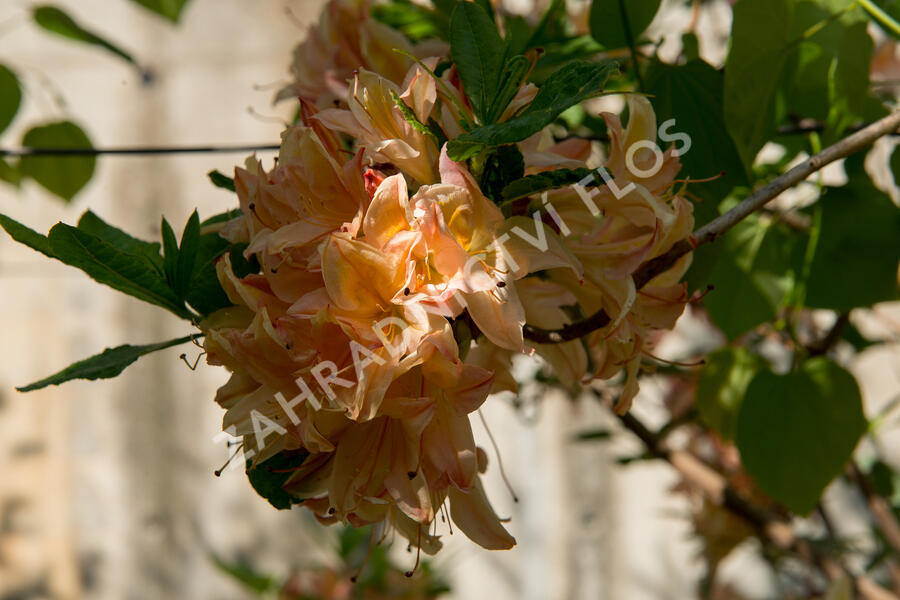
[524,108,900,344]
[618,0,645,91]
[860,0,900,38]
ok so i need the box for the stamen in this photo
[214,442,244,477]
[404,526,422,577]
[477,410,519,503]
[351,527,377,583]
[180,352,205,371]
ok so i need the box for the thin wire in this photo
[0,144,281,157]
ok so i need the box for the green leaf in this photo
[449,0,506,124]
[246,451,307,510]
[160,217,179,292]
[32,6,137,65]
[17,335,195,392]
[501,167,596,203]
[700,217,796,340]
[174,211,200,299]
[589,0,662,50]
[645,59,747,227]
[804,166,900,311]
[372,1,448,42]
[0,214,57,259]
[736,358,867,514]
[210,554,278,595]
[696,347,762,441]
[19,121,95,202]
[128,0,191,23]
[723,0,794,173]
[478,144,524,204]
[0,159,21,187]
[76,211,164,271]
[447,61,616,160]
[47,223,191,318]
[199,209,242,228]
[185,231,232,317]
[206,169,235,192]
[0,64,22,136]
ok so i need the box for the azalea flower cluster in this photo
[201,0,694,555]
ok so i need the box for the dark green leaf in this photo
[184,231,231,317]
[77,211,163,271]
[736,358,867,514]
[0,64,22,136]
[573,429,612,441]
[804,166,900,310]
[447,61,616,160]
[207,169,235,192]
[175,210,200,299]
[128,0,191,23]
[589,0,662,50]
[246,451,307,510]
[160,217,179,292]
[17,335,195,392]
[700,217,796,340]
[0,214,57,259]
[645,58,746,227]
[32,5,137,65]
[449,1,506,124]
[228,242,261,279]
[47,223,191,318]
[19,121,95,202]
[199,209,242,228]
[501,167,596,203]
[478,144,524,204]
[696,347,762,441]
[0,159,21,187]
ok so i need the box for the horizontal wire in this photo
[0,144,281,157]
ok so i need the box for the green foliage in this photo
[804,163,900,310]
[128,0,192,23]
[162,211,232,316]
[737,358,867,514]
[0,65,21,136]
[17,335,196,392]
[698,217,796,340]
[246,451,308,510]
[19,121,95,201]
[696,347,763,441]
[477,144,524,204]
[449,1,507,125]
[724,0,878,172]
[207,170,235,192]
[210,554,278,595]
[645,58,746,226]
[501,167,597,203]
[447,61,616,160]
[32,5,137,66]
[373,0,450,43]
[589,0,662,50]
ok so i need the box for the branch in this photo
[524,109,900,344]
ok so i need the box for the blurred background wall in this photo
[4,1,896,599]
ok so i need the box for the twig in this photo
[524,109,900,344]
[808,313,850,357]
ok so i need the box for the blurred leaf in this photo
[700,217,797,340]
[589,0,662,50]
[32,5,137,65]
[681,32,699,61]
[19,121,95,201]
[0,159,22,187]
[0,64,22,136]
[736,358,867,515]
[645,58,746,227]
[372,0,448,42]
[17,335,195,392]
[247,451,307,510]
[696,347,762,440]
[210,554,278,595]
[723,0,793,172]
[128,0,191,23]
[207,170,235,192]
[449,1,506,124]
[501,167,596,203]
[573,429,612,441]
[805,163,900,310]
[447,61,616,159]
